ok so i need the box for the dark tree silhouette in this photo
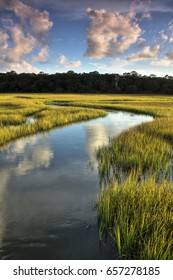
[0,71,173,94]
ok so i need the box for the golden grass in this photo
[0,94,106,146]
[98,175,173,259]
[0,93,173,259]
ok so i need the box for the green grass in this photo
[98,175,173,260]
[0,95,106,146]
[97,122,172,183]
[0,93,173,259]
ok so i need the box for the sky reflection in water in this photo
[0,112,153,259]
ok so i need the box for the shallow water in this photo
[0,112,153,260]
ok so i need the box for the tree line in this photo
[0,70,173,94]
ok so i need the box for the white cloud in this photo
[152,48,173,67]
[0,31,9,50]
[58,55,81,68]
[5,25,37,63]
[168,22,173,43]
[128,44,161,61]
[0,0,53,35]
[0,28,39,73]
[0,59,40,73]
[0,0,53,73]
[151,59,173,67]
[31,46,49,63]
[85,8,142,58]
[159,30,168,41]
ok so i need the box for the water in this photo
[0,112,153,260]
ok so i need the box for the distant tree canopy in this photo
[0,70,173,94]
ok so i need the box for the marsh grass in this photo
[98,175,173,259]
[97,124,173,183]
[0,95,106,146]
[0,93,173,260]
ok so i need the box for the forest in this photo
[0,70,173,94]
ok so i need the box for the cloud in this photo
[0,0,53,35]
[0,0,53,73]
[159,30,168,41]
[58,55,81,68]
[140,10,152,20]
[168,22,173,43]
[0,24,39,73]
[130,1,152,20]
[4,25,37,63]
[85,8,142,58]
[0,31,9,50]
[128,44,161,61]
[31,46,49,63]
[88,58,132,74]
[152,59,173,67]
[30,0,173,18]
[0,59,40,73]
[152,48,173,66]
[137,37,146,47]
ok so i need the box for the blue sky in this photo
[1,0,173,76]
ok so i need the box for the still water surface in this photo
[0,112,153,259]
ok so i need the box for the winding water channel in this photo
[0,111,153,260]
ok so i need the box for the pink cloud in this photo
[31,46,49,63]
[85,8,142,58]
[0,0,53,34]
[58,55,81,68]
[0,0,53,72]
[128,44,161,61]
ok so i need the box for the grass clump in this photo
[97,125,172,183]
[98,175,173,260]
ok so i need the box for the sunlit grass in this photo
[98,175,173,260]
[97,122,173,183]
[0,93,173,260]
[0,95,106,146]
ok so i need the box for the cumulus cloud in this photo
[58,55,81,68]
[0,25,40,73]
[128,44,161,61]
[0,59,40,73]
[85,8,142,58]
[0,0,53,73]
[5,25,37,63]
[0,0,53,35]
[31,46,49,63]
[0,31,9,50]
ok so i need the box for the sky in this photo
[1,0,173,76]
